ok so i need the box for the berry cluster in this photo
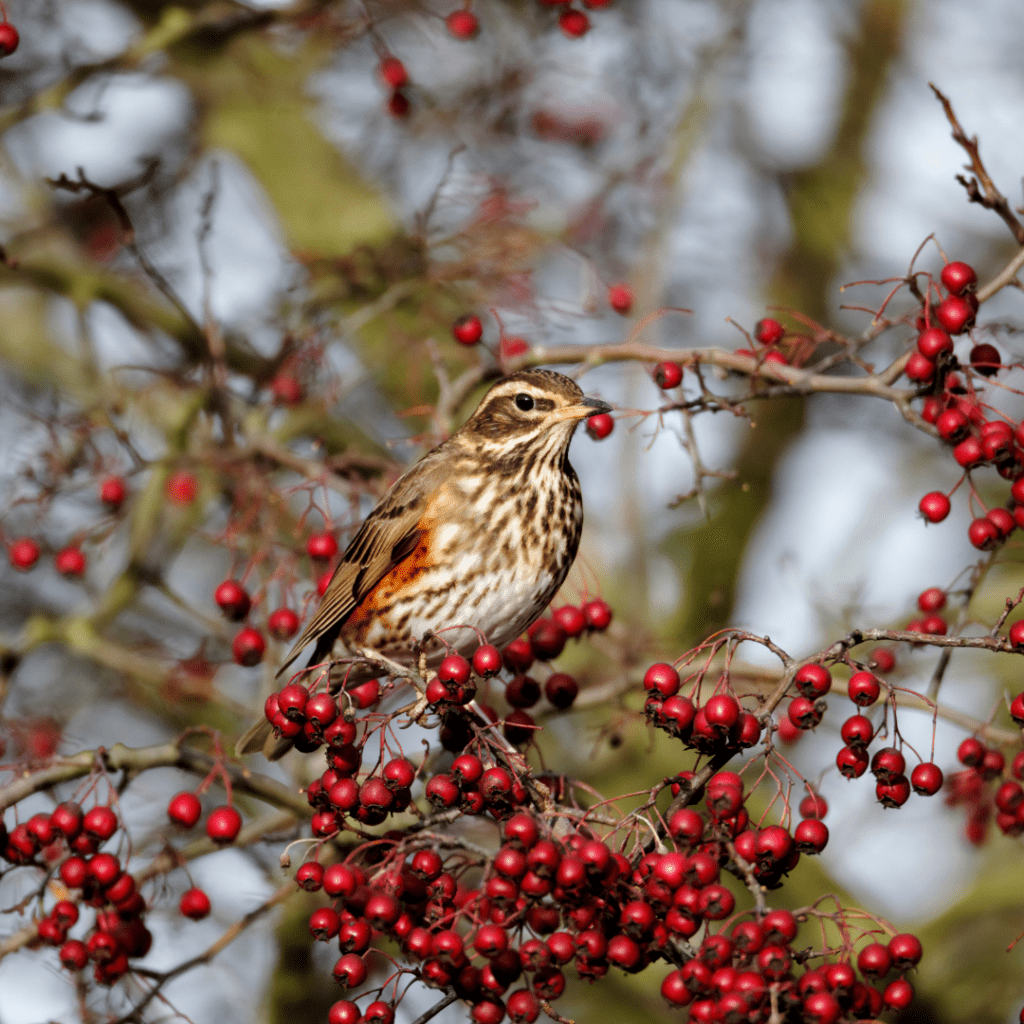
[6,475,130,576]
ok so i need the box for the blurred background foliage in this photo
[2,0,1024,1021]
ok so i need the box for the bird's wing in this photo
[276,457,445,678]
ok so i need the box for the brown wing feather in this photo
[275,452,449,678]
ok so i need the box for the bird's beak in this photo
[576,395,612,416]
[552,395,613,422]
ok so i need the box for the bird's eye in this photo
[514,393,535,411]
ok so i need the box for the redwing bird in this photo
[236,368,610,759]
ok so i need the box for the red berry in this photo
[911,762,944,796]
[971,342,1001,377]
[271,374,303,404]
[453,313,483,344]
[528,617,566,659]
[917,327,953,360]
[232,627,266,666]
[379,56,408,89]
[876,775,911,808]
[794,818,828,854]
[168,792,202,828]
[9,537,40,570]
[953,436,985,469]
[941,261,977,295]
[905,351,935,384]
[936,407,968,443]
[1012,694,1024,724]
[968,517,1000,550]
[989,507,1016,539]
[332,952,368,988]
[917,586,946,612]
[55,546,86,577]
[957,736,985,767]
[0,22,19,56]
[803,992,841,1024]
[307,532,338,560]
[268,607,300,640]
[60,939,89,971]
[888,932,922,969]
[180,887,211,920]
[847,670,881,707]
[799,793,828,819]
[795,663,831,698]
[754,318,785,345]
[552,605,586,637]
[166,470,199,505]
[473,644,502,676]
[328,1001,360,1024]
[544,672,578,710]
[206,805,242,843]
[501,335,530,359]
[870,647,896,673]
[99,476,127,508]
[83,805,118,840]
[883,978,915,1010]
[607,284,632,314]
[935,295,975,334]
[586,412,614,440]
[439,654,472,687]
[654,361,683,389]
[644,662,680,696]
[582,598,612,630]
[446,10,480,39]
[215,580,251,621]
[837,745,869,779]
[918,491,950,523]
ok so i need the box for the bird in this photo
[236,368,611,759]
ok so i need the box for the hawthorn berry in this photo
[970,342,1001,377]
[180,887,211,920]
[215,580,251,621]
[935,294,975,334]
[941,260,977,295]
[99,475,127,508]
[544,672,578,709]
[936,408,968,443]
[795,662,831,698]
[794,818,828,854]
[446,10,480,38]
[268,607,300,640]
[166,470,199,505]
[968,517,999,550]
[917,327,953,360]
[582,598,612,630]
[918,491,951,523]
[55,546,86,577]
[168,791,202,828]
[654,361,683,389]
[206,805,242,843]
[911,761,944,795]
[9,537,40,571]
[332,953,368,989]
[232,627,265,666]
[453,313,484,344]
[83,804,118,840]
[307,532,338,561]
[0,22,19,56]
[472,643,502,676]
[905,351,935,384]
[754,318,785,345]
[585,412,613,440]
[883,979,915,1011]
[847,670,881,706]
[379,56,408,89]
